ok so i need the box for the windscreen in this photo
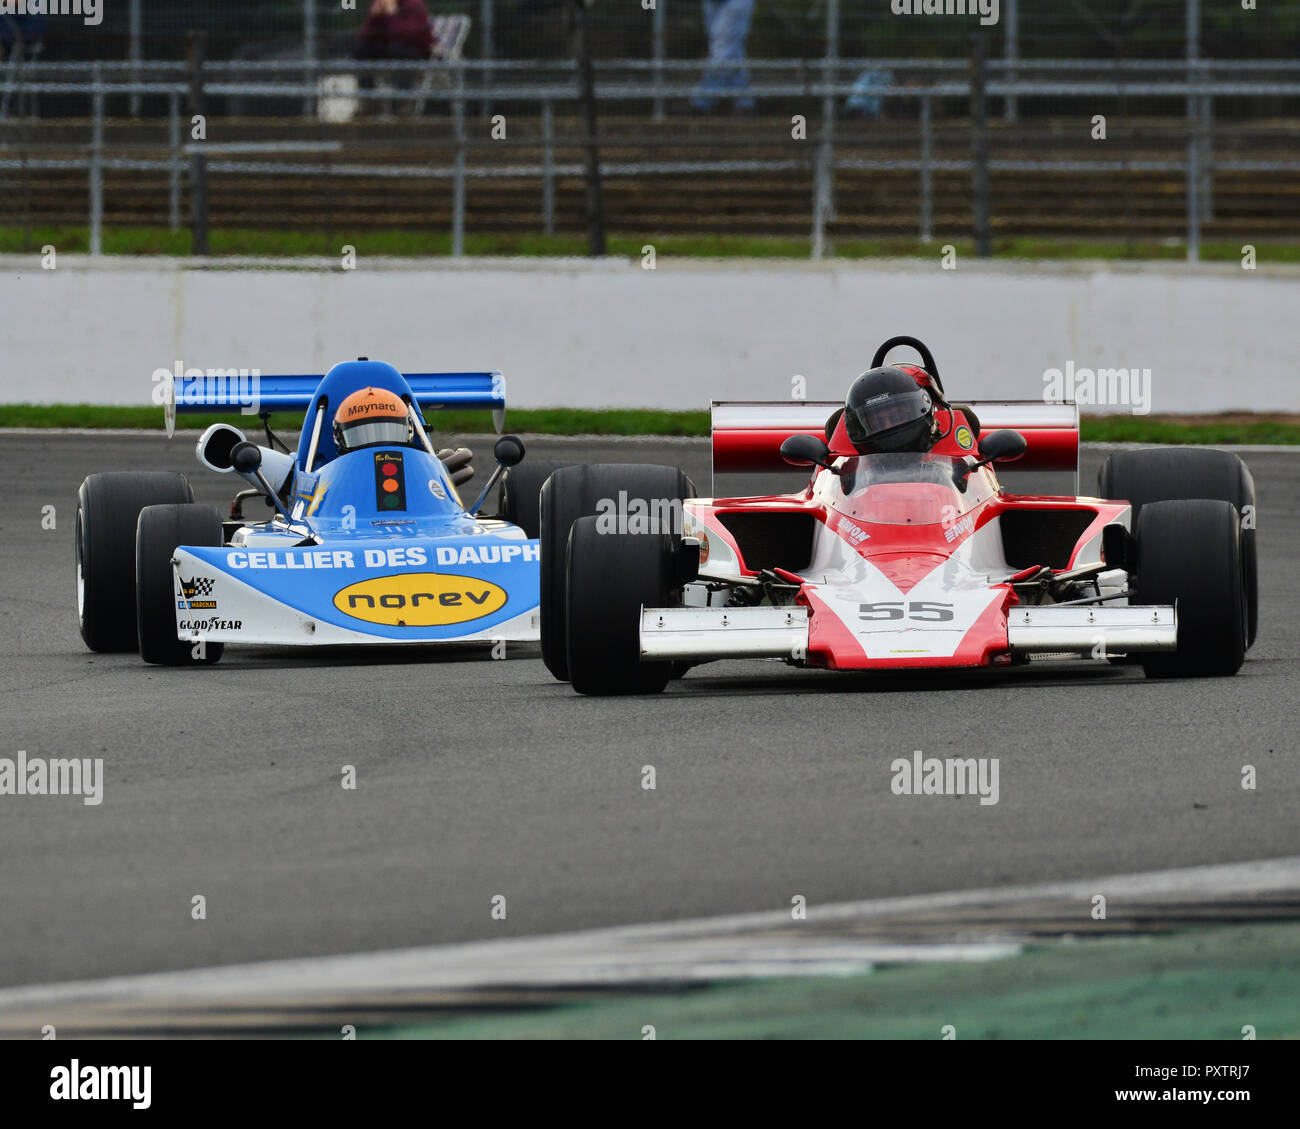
[831,453,997,526]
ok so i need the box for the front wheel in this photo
[1135,498,1246,679]
[565,516,675,696]
[540,463,694,683]
[136,504,226,666]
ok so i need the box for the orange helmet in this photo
[333,386,412,453]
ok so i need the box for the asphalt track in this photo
[0,433,1297,989]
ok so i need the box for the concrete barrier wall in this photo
[4,256,1298,414]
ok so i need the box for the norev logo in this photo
[333,573,507,626]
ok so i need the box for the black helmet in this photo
[844,366,937,454]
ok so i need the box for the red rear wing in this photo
[711,400,1080,475]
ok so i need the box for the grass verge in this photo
[5,225,1300,263]
[3,403,1300,445]
[365,921,1300,1039]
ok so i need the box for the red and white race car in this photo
[540,337,1257,695]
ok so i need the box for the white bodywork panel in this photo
[639,602,1176,663]
[1006,605,1177,654]
[171,549,539,646]
[641,606,809,660]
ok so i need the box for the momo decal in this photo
[943,513,976,543]
[832,513,871,547]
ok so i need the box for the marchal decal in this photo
[177,574,217,610]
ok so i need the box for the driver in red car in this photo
[825,364,986,494]
[828,362,978,452]
[841,366,942,454]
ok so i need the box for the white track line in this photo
[0,855,1295,1012]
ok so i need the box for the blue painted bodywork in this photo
[174,360,537,644]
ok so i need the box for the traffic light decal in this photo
[374,451,408,512]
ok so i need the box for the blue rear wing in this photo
[162,369,506,435]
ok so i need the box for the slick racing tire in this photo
[1099,448,1257,647]
[565,515,674,696]
[76,471,194,653]
[498,460,566,541]
[136,503,225,666]
[1135,499,1246,679]
[540,463,695,682]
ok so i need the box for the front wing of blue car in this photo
[170,537,540,646]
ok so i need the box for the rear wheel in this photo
[1135,499,1246,678]
[76,471,194,652]
[1099,448,1257,646]
[539,463,694,682]
[565,516,674,696]
[497,459,565,540]
[136,503,225,666]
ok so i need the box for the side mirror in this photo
[1102,523,1137,572]
[469,435,526,517]
[196,423,246,473]
[494,434,525,468]
[229,441,263,475]
[976,429,1027,464]
[780,433,833,469]
[229,440,293,522]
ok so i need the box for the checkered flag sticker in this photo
[180,575,215,598]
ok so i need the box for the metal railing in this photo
[3,58,1299,260]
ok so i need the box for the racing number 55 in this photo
[859,601,955,622]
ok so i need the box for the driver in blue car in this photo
[331,385,476,486]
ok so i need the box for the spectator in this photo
[692,0,756,113]
[354,0,435,77]
[845,68,894,119]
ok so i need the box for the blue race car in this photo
[75,359,554,665]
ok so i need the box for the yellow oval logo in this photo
[333,573,508,626]
[955,425,975,450]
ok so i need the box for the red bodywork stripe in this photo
[801,586,1013,671]
[714,409,1078,474]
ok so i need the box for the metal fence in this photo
[4,56,1300,259]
